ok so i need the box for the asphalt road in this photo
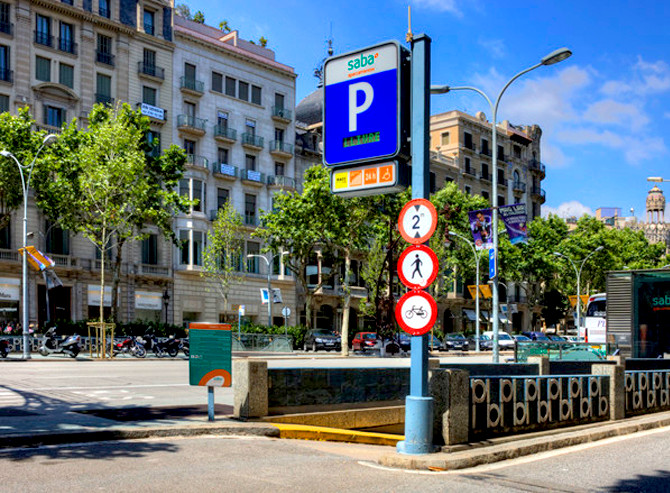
[2,426,669,492]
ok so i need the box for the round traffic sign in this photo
[395,290,437,336]
[281,306,291,317]
[397,244,439,290]
[398,198,438,244]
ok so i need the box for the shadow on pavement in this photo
[75,404,233,422]
[0,439,180,462]
[607,470,670,492]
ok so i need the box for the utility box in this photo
[607,269,670,358]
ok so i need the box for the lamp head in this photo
[0,150,11,158]
[595,246,604,252]
[541,47,572,66]
[42,134,58,146]
[430,85,450,95]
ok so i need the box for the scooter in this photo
[38,327,81,358]
[0,339,10,358]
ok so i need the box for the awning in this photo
[463,309,476,321]
[499,314,510,324]
[480,310,490,322]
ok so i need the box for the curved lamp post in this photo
[1,134,58,359]
[554,245,604,335]
[247,253,282,327]
[449,231,483,351]
[432,47,572,362]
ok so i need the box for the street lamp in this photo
[1,133,58,359]
[432,47,572,362]
[162,289,170,324]
[449,231,483,351]
[247,253,281,327]
[553,246,604,335]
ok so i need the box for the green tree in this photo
[259,36,268,47]
[34,104,190,323]
[254,165,347,328]
[0,108,44,229]
[193,10,205,23]
[175,3,192,19]
[219,20,231,32]
[201,202,245,319]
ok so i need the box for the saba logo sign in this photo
[347,52,378,71]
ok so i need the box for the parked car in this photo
[548,334,567,342]
[397,333,411,352]
[303,329,341,352]
[442,333,469,351]
[483,330,515,349]
[523,331,551,341]
[427,334,442,351]
[469,334,492,351]
[512,334,532,342]
[352,332,382,353]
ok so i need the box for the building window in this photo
[245,154,256,171]
[274,161,284,176]
[35,14,51,46]
[0,220,9,249]
[464,132,473,149]
[211,71,222,92]
[429,172,436,194]
[440,132,449,146]
[464,157,471,174]
[217,111,228,129]
[246,241,260,273]
[481,139,489,155]
[497,145,504,160]
[44,105,65,128]
[96,73,112,104]
[146,129,160,156]
[245,119,256,136]
[184,62,196,82]
[481,190,489,201]
[58,22,75,54]
[184,101,196,118]
[0,3,10,34]
[225,76,236,97]
[274,127,284,143]
[513,145,521,159]
[179,230,189,265]
[58,63,74,88]
[244,194,256,225]
[193,231,203,265]
[513,170,520,184]
[464,185,471,195]
[274,92,284,109]
[143,9,154,35]
[251,85,261,105]
[183,139,195,155]
[481,163,489,180]
[35,56,50,82]
[99,0,110,18]
[96,33,113,65]
[45,221,69,255]
[142,85,157,106]
[216,188,229,209]
[180,177,205,213]
[238,81,249,101]
[142,48,156,73]
[141,234,158,264]
[0,45,10,83]
[217,147,228,165]
[497,168,505,184]
[498,195,505,207]
[0,94,8,113]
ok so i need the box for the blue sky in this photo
[182,0,670,221]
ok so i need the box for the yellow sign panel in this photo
[330,161,405,198]
[479,284,492,299]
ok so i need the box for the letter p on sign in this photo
[348,82,373,132]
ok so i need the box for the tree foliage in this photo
[201,201,245,318]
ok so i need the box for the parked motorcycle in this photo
[108,335,146,358]
[38,327,81,358]
[163,335,181,358]
[137,331,179,358]
[180,337,189,357]
[0,339,10,358]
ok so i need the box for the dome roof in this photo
[646,185,665,212]
[295,87,323,126]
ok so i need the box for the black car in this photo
[303,329,341,352]
[442,333,469,351]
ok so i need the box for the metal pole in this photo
[398,32,433,456]
[22,184,29,359]
[207,386,215,421]
[449,232,480,351]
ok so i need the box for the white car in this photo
[483,331,516,349]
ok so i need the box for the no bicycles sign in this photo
[395,290,437,336]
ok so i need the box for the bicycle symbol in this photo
[405,305,427,319]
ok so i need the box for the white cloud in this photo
[410,0,462,16]
[601,56,670,96]
[556,128,666,165]
[478,38,506,59]
[540,143,570,169]
[542,201,593,219]
[583,100,649,131]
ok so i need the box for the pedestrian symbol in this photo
[397,244,439,290]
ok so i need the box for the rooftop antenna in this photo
[406,5,413,43]
[314,22,334,85]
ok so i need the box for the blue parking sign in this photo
[323,41,410,168]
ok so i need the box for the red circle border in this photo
[398,198,438,245]
[397,244,439,290]
[395,290,437,336]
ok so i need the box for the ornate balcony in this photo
[512,181,526,193]
[267,175,296,190]
[529,159,546,178]
[531,186,546,203]
[213,125,237,144]
[241,133,264,150]
[177,114,206,136]
[138,61,165,81]
[180,76,204,96]
[241,168,265,186]
[212,162,237,181]
[272,106,292,123]
[185,154,209,170]
[269,140,293,158]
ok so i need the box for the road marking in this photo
[29,383,190,391]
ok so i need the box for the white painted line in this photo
[30,383,191,391]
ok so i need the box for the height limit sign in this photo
[396,199,439,336]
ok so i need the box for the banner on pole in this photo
[468,208,493,250]
[499,203,528,245]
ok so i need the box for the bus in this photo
[583,293,607,343]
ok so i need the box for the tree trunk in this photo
[305,292,313,329]
[110,236,124,323]
[340,251,351,357]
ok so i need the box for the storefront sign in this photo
[0,278,19,301]
[135,290,162,310]
[88,284,114,307]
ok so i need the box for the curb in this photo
[270,423,403,446]
[0,422,280,449]
[378,411,670,471]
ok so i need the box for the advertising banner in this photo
[468,208,493,250]
[499,203,528,245]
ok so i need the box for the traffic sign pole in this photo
[397,33,433,456]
